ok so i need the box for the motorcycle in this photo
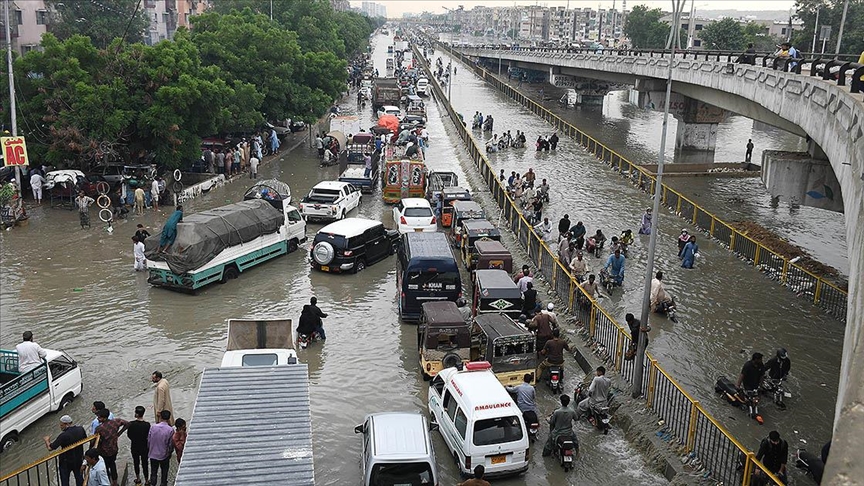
[715,376,763,424]
[585,237,605,258]
[598,268,622,294]
[795,447,825,484]
[554,435,578,472]
[297,331,322,349]
[547,365,563,394]
[653,298,679,324]
[760,377,791,410]
[523,410,540,442]
[574,383,612,435]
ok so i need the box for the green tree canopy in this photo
[45,0,150,49]
[793,0,864,55]
[699,18,745,51]
[624,6,672,49]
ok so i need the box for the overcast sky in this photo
[351,0,798,18]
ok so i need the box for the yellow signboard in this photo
[1,137,29,167]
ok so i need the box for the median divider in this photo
[414,46,782,486]
[440,44,847,323]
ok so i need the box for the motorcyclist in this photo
[541,303,559,327]
[537,329,571,382]
[736,352,766,395]
[534,217,553,239]
[620,229,634,248]
[609,236,621,254]
[523,168,536,188]
[528,308,555,353]
[537,178,550,202]
[576,366,611,419]
[506,374,538,427]
[603,249,626,286]
[299,297,328,341]
[483,115,494,131]
[568,251,589,282]
[764,348,791,381]
[543,394,579,457]
[570,221,586,249]
[650,271,677,322]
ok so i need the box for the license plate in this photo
[320,266,329,272]
[414,228,423,232]
[564,455,573,463]
[491,454,506,465]
[784,392,792,398]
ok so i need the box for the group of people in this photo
[471,111,494,131]
[128,205,184,270]
[486,130,527,152]
[499,168,549,225]
[205,134,268,180]
[535,133,559,151]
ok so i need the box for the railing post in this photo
[687,401,700,452]
[692,205,698,224]
[710,217,715,236]
[754,244,761,266]
[676,196,682,214]
[814,279,822,304]
[646,358,658,408]
[730,231,736,251]
[589,303,596,336]
[614,329,625,371]
[742,452,756,486]
[781,259,789,284]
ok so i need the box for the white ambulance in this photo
[427,361,530,478]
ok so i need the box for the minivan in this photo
[311,218,400,273]
[355,412,439,486]
[397,232,462,321]
[428,362,530,478]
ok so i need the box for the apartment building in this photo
[0,0,49,55]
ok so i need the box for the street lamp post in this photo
[632,0,686,399]
[834,0,849,56]
[3,0,22,202]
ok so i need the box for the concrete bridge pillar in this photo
[549,67,609,106]
[674,121,719,164]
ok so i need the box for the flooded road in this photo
[433,47,841,478]
[0,34,667,485]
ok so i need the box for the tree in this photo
[624,6,672,49]
[740,22,783,52]
[699,18,745,51]
[793,0,864,55]
[45,0,150,49]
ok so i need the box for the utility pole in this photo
[4,0,22,203]
[834,0,849,55]
[811,5,820,53]
[632,0,686,399]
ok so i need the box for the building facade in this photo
[0,0,49,55]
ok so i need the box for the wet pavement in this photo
[0,34,668,485]
[432,46,841,482]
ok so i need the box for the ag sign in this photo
[2,137,29,167]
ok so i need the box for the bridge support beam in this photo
[761,150,845,212]
[674,121,719,164]
[549,67,609,106]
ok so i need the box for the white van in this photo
[416,77,430,97]
[428,362,529,478]
[355,412,439,486]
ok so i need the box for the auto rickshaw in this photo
[418,301,471,379]
[470,313,537,386]
[426,171,459,202]
[449,201,486,245]
[383,158,426,204]
[471,269,522,319]
[458,219,501,270]
[438,187,472,228]
[473,240,513,273]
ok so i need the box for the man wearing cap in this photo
[16,331,47,373]
[44,415,87,486]
[677,229,691,258]
[765,349,791,381]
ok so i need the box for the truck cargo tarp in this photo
[145,199,283,274]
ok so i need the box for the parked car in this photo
[393,198,437,234]
[299,181,362,222]
[310,218,399,273]
[354,412,439,486]
[100,165,125,185]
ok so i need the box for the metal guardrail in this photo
[1,434,100,486]
[441,45,849,322]
[416,44,784,486]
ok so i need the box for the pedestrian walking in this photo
[30,171,46,205]
[746,139,754,162]
[147,410,174,486]
[44,415,86,486]
[681,236,699,269]
[84,449,111,486]
[126,406,150,486]
[150,178,160,211]
[203,147,215,174]
[232,146,241,175]
[638,208,653,235]
[132,236,147,272]
[173,418,187,463]
[135,224,150,242]
[756,431,789,483]
[549,132,559,150]
[133,187,145,215]
[151,371,174,425]
[16,330,47,373]
[223,148,231,175]
[269,129,280,155]
[363,153,372,178]
[75,191,94,228]
[94,409,129,486]
[457,465,491,486]
[249,155,260,179]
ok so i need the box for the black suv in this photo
[310,218,400,274]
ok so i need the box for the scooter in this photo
[554,435,578,472]
[760,377,791,410]
[585,237,605,258]
[715,376,763,424]
[574,383,612,435]
[795,447,825,484]
[548,365,563,394]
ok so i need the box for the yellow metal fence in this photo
[416,46,783,486]
[443,45,848,323]
[1,434,100,486]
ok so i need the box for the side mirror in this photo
[354,424,363,434]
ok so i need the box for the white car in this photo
[299,181,362,222]
[377,105,402,119]
[393,198,437,234]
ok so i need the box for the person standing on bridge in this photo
[746,139,754,162]
[736,43,756,65]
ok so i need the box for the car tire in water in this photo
[1,433,18,452]
[354,259,366,273]
[312,242,335,266]
[288,239,298,253]
[442,353,461,370]
[221,266,240,283]
[58,393,74,411]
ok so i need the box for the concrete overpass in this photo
[458,45,864,484]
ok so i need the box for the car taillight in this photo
[343,250,353,256]
[431,216,436,224]
[400,216,407,225]
[464,456,471,470]
[564,449,573,456]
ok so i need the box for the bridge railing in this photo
[458,44,864,91]
[1,434,100,486]
[443,44,848,322]
[416,44,785,486]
